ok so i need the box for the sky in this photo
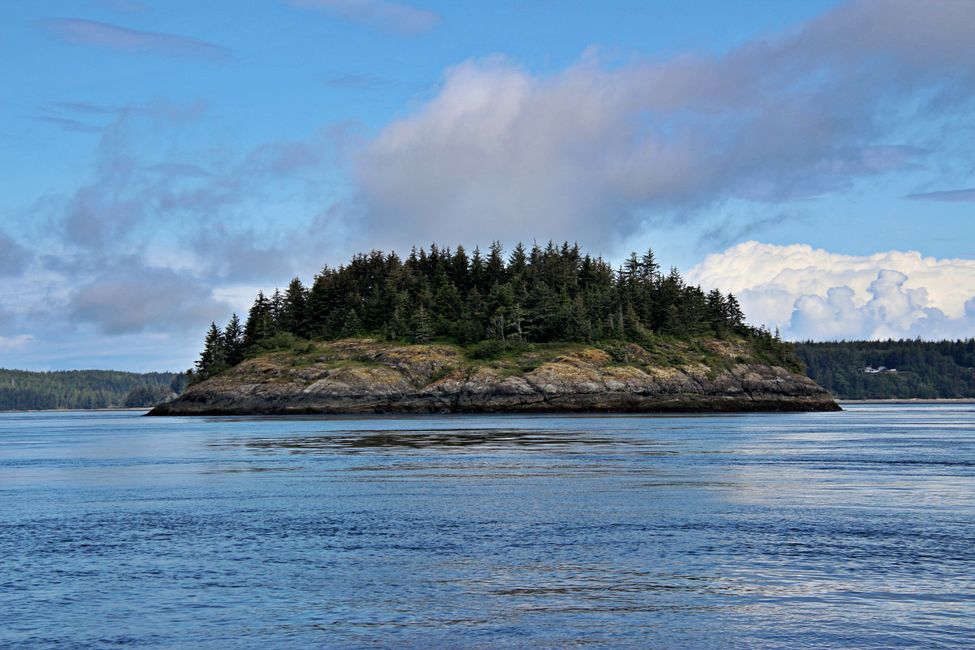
[1,0,974,371]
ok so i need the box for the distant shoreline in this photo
[838,398,975,404]
[0,407,150,413]
[5,401,974,414]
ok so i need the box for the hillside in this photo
[0,369,186,411]
[794,339,975,399]
[151,337,837,415]
[160,242,835,415]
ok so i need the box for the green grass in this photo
[224,333,802,385]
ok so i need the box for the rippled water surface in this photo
[2,404,974,648]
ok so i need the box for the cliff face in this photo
[150,339,839,415]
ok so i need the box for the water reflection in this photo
[214,427,648,452]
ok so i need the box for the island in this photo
[151,242,838,415]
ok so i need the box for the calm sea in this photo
[1,405,973,648]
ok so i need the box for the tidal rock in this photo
[150,339,839,415]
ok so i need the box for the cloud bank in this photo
[688,242,975,340]
[352,0,975,250]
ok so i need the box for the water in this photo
[1,404,974,648]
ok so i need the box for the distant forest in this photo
[193,241,793,379]
[794,340,975,399]
[0,370,186,411]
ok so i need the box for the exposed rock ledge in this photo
[150,339,839,415]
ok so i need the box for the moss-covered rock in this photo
[150,337,839,415]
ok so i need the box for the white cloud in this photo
[688,241,975,340]
[352,0,975,251]
[0,334,34,351]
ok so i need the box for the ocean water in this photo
[1,404,973,648]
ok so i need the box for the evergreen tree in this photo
[280,277,309,337]
[269,288,285,325]
[726,293,745,328]
[244,291,276,348]
[223,313,245,366]
[640,247,660,283]
[508,243,528,275]
[486,241,505,287]
[412,305,434,343]
[0,369,184,411]
[200,242,767,362]
[340,308,363,338]
[196,322,225,378]
[706,289,728,335]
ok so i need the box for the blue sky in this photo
[1,0,974,371]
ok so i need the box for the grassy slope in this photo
[221,333,801,384]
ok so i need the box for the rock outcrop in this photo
[149,339,839,415]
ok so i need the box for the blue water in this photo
[1,404,974,648]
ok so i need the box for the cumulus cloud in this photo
[40,18,233,63]
[688,241,975,340]
[351,0,975,250]
[284,0,440,35]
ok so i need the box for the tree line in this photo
[194,241,780,379]
[794,339,975,399]
[0,370,186,411]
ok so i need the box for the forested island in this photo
[12,245,970,413]
[191,241,787,378]
[0,369,185,411]
[152,242,836,415]
[795,339,975,399]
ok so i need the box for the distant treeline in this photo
[194,241,794,379]
[794,339,975,399]
[0,370,186,411]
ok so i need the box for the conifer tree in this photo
[244,291,276,348]
[223,313,245,366]
[412,305,434,343]
[340,308,363,338]
[280,277,309,337]
[640,248,660,283]
[196,322,225,378]
[269,288,285,325]
[508,243,528,275]
[726,293,745,328]
[201,242,761,362]
[487,241,505,287]
[706,289,729,335]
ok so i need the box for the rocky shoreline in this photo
[149,339,839,415]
